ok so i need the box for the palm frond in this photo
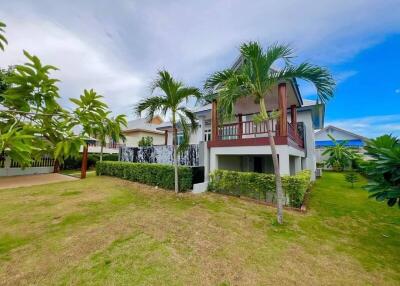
[177,113,190,154]
[264,43,293,67]
[176,87,202,103]
[134,96,167,120]
[178,107,199,131]
[204,69,236,90]
[270,63,335,103]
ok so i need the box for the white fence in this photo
[0,156,55,177]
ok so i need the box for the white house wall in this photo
[297,110,317,180]
[124,131,165,147]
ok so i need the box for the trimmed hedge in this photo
[62,153,118,170]
[209,169,311,208]
[96,161,193,192]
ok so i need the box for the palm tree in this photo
[95,114,127,162]
[323,134,356,171]
[135,70,201,193]
[71,89,109,178]
[204,42,335,224]
[0,21,8,51]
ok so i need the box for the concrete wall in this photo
[124,131,165,147]
[297,109,317,180]
[0,167,54,177]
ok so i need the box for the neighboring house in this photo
[157,84,324,181]
[122,116,166,147]
[315,125,368,163]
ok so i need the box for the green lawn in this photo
[0,172,398,285]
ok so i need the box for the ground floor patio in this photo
[205,144,311,179]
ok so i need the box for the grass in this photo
[0,172,398,285]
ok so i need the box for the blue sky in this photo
[0,0,399,138]
[302,35,400,137]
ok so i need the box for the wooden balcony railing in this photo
[217,119,278,140]
[211,119,304,149]
[287,122,304,148]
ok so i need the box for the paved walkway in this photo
[0,173,78,190]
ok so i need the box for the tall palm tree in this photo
[204,42,335,224]
[135,70,201,193]
[95,114,127,162]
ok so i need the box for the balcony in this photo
[207,119,304,149]
[206,82,305,150]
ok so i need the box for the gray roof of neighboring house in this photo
[315,125,368,140]
[123,118,164,134]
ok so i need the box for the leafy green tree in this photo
[0,122,38,167]
[1,50,82,168]
[0,67,13,99]
[94,114,127,162]
[135,70,201,193]
[204,42,335,224]
[0,21,7,51]
[322,134,356,171]
[345,172,359,188]
[363,135,400,207]
[138,136,154,147]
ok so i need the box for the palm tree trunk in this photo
[100,144,104,162]
[172,112,179,193]
[260,98,284,224]
[267,119,284,224]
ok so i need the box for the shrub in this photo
[96,161,192,192]
[209,169,311,208]
[138,136,153,147]
[62,153,118,170]
[362,134,400,207]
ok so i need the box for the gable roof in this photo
[315,125,368,140]
[123,117,164,134]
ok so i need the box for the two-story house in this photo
[157,80,324,181]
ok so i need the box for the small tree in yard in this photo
[138,136,153,147]
[204,42,335,224]
[322,134,356,171]
[345,172,359,188]
[362,134,400,207]
[135,70,201,193]
[94,114,127,162]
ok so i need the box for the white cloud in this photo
[0,0,399,116]
[327,114,400,138]
[0,14,145,116]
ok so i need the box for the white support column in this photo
[209,151,218,173]
[198,116,205,143]
[203,143,210,182]
[279,153,290,176]
[294,156,302,174]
